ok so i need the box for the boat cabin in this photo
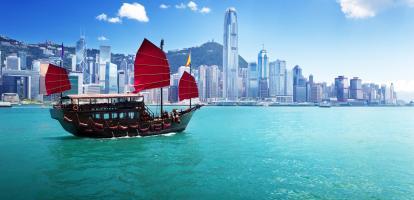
[58,94,154,122]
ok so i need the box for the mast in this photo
[160,39,164,116]
[60,43,64,101]
[189,61,192,108]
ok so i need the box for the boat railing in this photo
[144,104,155,118]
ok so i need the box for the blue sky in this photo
[1,0,414,93]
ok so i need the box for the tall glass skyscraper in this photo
[335,75,349,102]
[223,7,238,100]
[258,49,269,98]
[248,62,258,98]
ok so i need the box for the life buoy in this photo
[73,105,79,111]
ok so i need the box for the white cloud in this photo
[160,4,170,9]
[96,13,108,21]
[199,7,211,14]
[108,17,121,23]
[118,2,149,22]
[187,1,198,11]
[175,3,186,9]
[338,0,414,19]
[96,13,121,23]
[97,36,108,41]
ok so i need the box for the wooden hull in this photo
[50,106,200,138]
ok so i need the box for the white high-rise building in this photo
[75,36,86,72]
[103,62,117,94]
[223,7,238,100]
[18,51,27,70]
[285,69,293,96]
[6,54,20,70]
[99,46,111,64]
[117,70,126,93]
[199,65,220,102]
[70,54,76,72]
[276,60,286,96]
[269,61,277,97]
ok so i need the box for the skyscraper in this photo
[350,77,363,100]
[104,62,117,94]
[99,46,112,91]
[258,49,269,98]
[306,74,314,102]
[223,7,238,100]
[199,65,220,102]
[18,51,27,70]
[284,69,293,96]
[269,60,286,97]
[293,65,306,102]
[6,54,20,70]
[239,67,248,98]
[310,83,323,103]
[75,36,86,72]
[335,76,349,102]
[269,61,277,97]
[99,46,111,64]
[248,62,258,98]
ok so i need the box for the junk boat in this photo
[49,39,201,138]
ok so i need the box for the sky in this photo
[1,0,414,96]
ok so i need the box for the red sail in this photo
[179,71,198,101]
[45,64,71,95]
[134,39,170,93]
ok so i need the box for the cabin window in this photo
[104,113,109,119]
[95,114,100,119]
[129,112,135,119]
[119,113,125,119]
[112,113,118,119]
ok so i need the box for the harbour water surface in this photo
[1,106,414,199]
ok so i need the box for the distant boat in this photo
[0,102,12,108]
[319,101,331,108]
[49,38,202,138]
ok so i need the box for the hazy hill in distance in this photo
[167,41,248,73]
[1,35,248,73]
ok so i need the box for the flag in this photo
[185,52,191,67]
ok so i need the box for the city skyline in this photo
[1,0,413,90]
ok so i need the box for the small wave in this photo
[102,135,142,140]
[162,132,176,137]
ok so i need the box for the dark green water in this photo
[1,106,414,199]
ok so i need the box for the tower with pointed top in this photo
[223,7,238,101]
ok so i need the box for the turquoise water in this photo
[1,106,414,199]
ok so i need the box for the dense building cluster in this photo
[0,8,399,105]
